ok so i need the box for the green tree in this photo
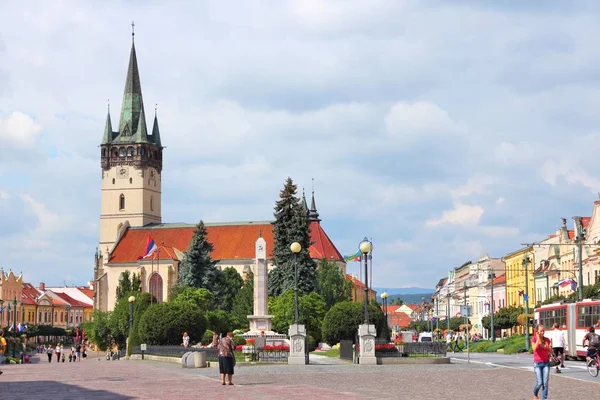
[231,272,254,328]
[494,306,523,330]
[138,302,207,345]
[316,258,351,310]
[269,177,316,297]
[269,290,327,343]
[215,267,244,312]
[179,221,221,293]
[389,298,404,306]
[321,301,387,345]
[128,292,153,354]
[116,270,142,301]
[83,311,113,351]
[170,286,215,311]
[205,309,234,335]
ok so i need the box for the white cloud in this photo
[495,197,505,205]
[451,175,496,199]
[0,111,41,148]
[385,101,458,143]
[426,203,485,227]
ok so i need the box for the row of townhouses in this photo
[0,270,94,330]
[432,201,600,337]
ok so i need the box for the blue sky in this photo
[1,0,600,289]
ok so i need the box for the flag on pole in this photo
[558,279,577,291]
[518,290,524,296]
[343,249,361,262]
[138,235,158,260]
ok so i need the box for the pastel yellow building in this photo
[503,247,536,309]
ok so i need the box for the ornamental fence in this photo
[131,345,289,363]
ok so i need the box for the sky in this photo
[2,0,600,289]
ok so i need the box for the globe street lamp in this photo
[381,291,388,337]
[488,273,496,342]
[359,238,372,324]
[128,296,136,333]
[290,242,302,325]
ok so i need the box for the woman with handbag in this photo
[532,325,552,400]
[218,332,236,386]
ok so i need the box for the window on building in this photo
[119,194,125,210]
[150,196,154,211]
[127,147,134,156]
[112,178,115,184]
[119,148,126,157]
[149,273,164,303]
[129,177,132,184]
[60,312,63,322]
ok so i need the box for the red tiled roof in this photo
[54,292,90,308]
[77,287,95,301]
[110,222,344,264]
[568,230,575,239]
[547,234,557,238]
[582,217,591,228]
[387,312,412,328]
[21,283,40,304]
[405,304,419,311]
[346,274,365,288]
[493,274,506,285]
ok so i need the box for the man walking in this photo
[549,323,565,373]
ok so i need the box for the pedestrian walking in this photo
[47,345,54,363]
[55,343,61,363]
[218,332,236,386]
[532,324,551,400]
[0,329,7,375]
[549,322,565,373]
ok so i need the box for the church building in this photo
[93,34,348,312]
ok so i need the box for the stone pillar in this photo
[288,324,308,365]
[247,237,273,333]
[358,324,377,365]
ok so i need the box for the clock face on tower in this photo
[117,167,128,179]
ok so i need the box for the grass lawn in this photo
[310,348,340,358]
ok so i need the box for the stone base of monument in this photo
[358,324,377,365]
[288,324,308,365]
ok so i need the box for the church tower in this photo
[99,29,163,255]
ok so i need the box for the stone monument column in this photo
[358,324,377,365]
[247,237,273,333]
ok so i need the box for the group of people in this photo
[41,343,86,363]
[531,323,599,400]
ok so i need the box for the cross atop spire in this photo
[131,21,135,40]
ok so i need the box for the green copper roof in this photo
[151,112,162,147]
[117,41,145,141]
[102,110,113,145]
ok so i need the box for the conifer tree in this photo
[179,220,221,293]
[268,177,316,296]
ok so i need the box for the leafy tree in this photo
[389,298,404,306]
[494,306,523,330]
[179,220,221,293]
[116,271,142,301]
[268,177,316,297]
[128,292,153,354]
[83,311,112,351]
[205,309,234,335]
[170,286,215,311]
[138,302,207,345]
[269,290,327,343]
[321,301,387,345]
[215,267,244,312]
[108,295,135,349]
[316,258,351,310]
[231,272,254,328]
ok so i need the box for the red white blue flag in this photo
[138,235,158,260]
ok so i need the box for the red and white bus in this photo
[534,299,600,359]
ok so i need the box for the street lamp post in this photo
[446,294,451,330]
[359,238,372,324]
[66,305,71,332]
[0,299,4,328]
[522,256,531,351]
[489,273,496,342]
[128,296,136,333]
[381,291,388,338]
[12,297,17,358]
[290,242,302,325]
[576,231,585,301]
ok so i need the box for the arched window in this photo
[141,148,145,156]
[149,273,163,303]
[112,178,115,184]
[129,177,133,184]
[119,194,125,210]
[150,196,154,211]
[119,148,126,157]
[102,148,107,157]
[127,147,134,156]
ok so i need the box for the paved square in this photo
[1,353,598,399]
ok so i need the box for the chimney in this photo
[39,282,45,291]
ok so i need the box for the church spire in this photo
[152,105,162,147]
[301,188,309,216]
[101,102,113,144]
[117,27,145,140]
[308,179,321,222]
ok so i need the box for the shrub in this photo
[205,310,233,335]
[233,335,246,346]
[202,329,214,346]
[138,302,207,345]
[321,301,387,345]
[307,335,317,352]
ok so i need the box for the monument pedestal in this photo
[288,324,308,365]
[358,324,377,365]
[247,315,274,334]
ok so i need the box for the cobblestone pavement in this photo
[1,354,598,399]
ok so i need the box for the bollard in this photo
[194,351,206,368]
